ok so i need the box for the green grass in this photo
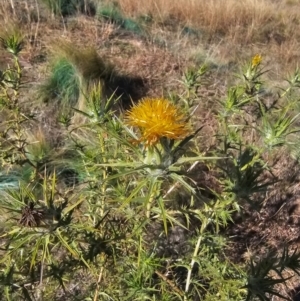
[40,57,80,106]
[39,42,116,117]
[97,3,143,34]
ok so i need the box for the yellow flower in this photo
[126,98,190,146]
[251,54,262,68]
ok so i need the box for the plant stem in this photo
[146,178,160,219]
[184,235,203,298]
[99,133,107,218]
[93,265,105,301]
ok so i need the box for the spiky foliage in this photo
[2,31,300,301]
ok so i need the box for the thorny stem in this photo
[163,161,199,199]
[184,234,203,298]
[155,269,184,296]
[99,133,107,218]
[146,178,160,219]
[93,252,107,301]
[93,265,105,301]
[185,210,212,298]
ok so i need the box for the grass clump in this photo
[40,0,96,16]
[97,2,143,34]
[40,57,79,106]
[40,41,115,115]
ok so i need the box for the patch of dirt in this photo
[227,153,300,300]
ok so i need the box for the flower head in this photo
[251,54,262,69]
[126,98,190,146]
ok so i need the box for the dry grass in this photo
[1,0,299,79]
[97,0,300,78]
[119,0,273,28]
[110,0,295,39]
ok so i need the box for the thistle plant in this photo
[68,89,240,300]
[0,31,91,300]
[245,247,300,301]
[259,107,300,150]
[2,36,300,301]
[240,54,266,97]
[124,97,192,219]
[177,65,207,108]
[0,31,30,173]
